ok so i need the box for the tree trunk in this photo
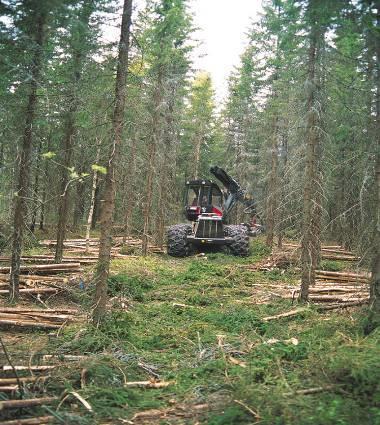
[55,105,76,262]
[55,7,92,261]
[30,139,42,234]
[300,5,323,302]
[266,123,278,247]
[367,1,380,331]
[142,71,163,256]
[39,131,52,231]
[93,0,133,324]
[123,134,137,240]
[9,12,46,302]
[85,143,100,252]
[193,134,202,179]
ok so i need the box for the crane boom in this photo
[209,166,256,219]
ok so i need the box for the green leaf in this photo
[91,164,107,175]
[42,151,56,159]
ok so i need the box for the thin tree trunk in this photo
[55,107,76,262]
[39,131,52,231]
[9,12,46,302]
[85,143,101,253]
[193,134,202,179]
[55,2,93,261]
[93,0,133,324]
[142,71,163,256]
[266,123,278,247]
[30,139,42,233]
[142,140,157,255]
[300,6,323,302]
[123,134,137,241]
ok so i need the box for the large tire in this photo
[167,224,192,257]
[224,225,250,257]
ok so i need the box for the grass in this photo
[8,238,379,424]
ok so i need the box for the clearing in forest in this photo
[0,238,378,424]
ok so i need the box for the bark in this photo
[73,153,86,228]
[142,70,163,256]
[266,123,278,247]
[92,0,133,324]
[9,11,46,302]
[39,131,52,230]
[85,143,100,252]
[30,139,42,233]
[91,185,101,229]
[155,89,175,248]
[367,1,380,331]
[55,4,93,262]
[300,3,323,302]
[123,134,137,240]
[193,134,202,179]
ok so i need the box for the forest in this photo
[0,0,379,423]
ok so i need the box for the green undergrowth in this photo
[40,238,379,424]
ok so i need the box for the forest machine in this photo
[167,166,263,257]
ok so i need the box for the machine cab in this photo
[184,180,223,221]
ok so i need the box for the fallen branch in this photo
[283,385,336,396]
[262,308,308,322]
[124,380,174,388]
[233,399,260,419]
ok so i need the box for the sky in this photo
[189,0,263,101]
[103,0,263,100]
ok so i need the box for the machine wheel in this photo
[224,225,250,257]
[167,224,192,257]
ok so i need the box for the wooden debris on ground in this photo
[40,236,165,255]
[0,416,55,424]
[0,263,82,275]
[0,255,98,265]
[130,403,210,424]
[0,307,79,330]
[243,243,362,272]
[262,308,308,322]
[124,380,174,388]
[0,397,58,410]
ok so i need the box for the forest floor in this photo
[0,238,379,424]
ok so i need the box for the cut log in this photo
[0,377,49,385]
[0,319,61,329]
[308,295,369,302]
[0,397,58,410]
[0,307,77,314]
[315,270,370,278]
[42,354,86,362]
[0,288,58,295]
[0,263,81,275]
[0,385,18,392]
[316,300,369,310]
[0,417,54,425]
[2,366,55,372]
